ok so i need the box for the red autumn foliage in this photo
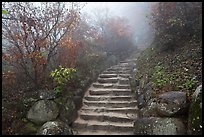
[2,2,82,88]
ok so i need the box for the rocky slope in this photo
[132,39,202,135]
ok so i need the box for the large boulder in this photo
[156,91,188,117]
[37,121,73,135]
[133,117,186,135]
[27,100,59,125]
[57,97,78,125]
[38,90,57,100]
[139,98,159,117]
[187,85,202,135]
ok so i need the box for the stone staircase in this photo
[72,59,138,135]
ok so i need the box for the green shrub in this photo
[152,65,176,90]
[183,79,198,90]
[152,65,167,88]
[50,66,81,95]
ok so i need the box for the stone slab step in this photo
[79,111,137,122]
[92,83,115,88]
[83,100,137,108]
[98,78,118,83]
[106,68,121,71]
[118,71,131,74]
[81,107,138,114]
[73,129,133,135]
[99,74,118,78]
[119,74,131,78]
[102,71,118,74]
[92,83,130,89]
[120,59,137,63]
[89,88,132,96]
[73,118,133,134]
[119,78,130,84]
[117,84,131,89]
[84,95,134,101]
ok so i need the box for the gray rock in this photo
[144,89,154,103]
[37,121,73,135]
[139,98,158,117]
[137,94,146,109]
[187,85,202,135]
[192,85,202,101]
[133,117,186,135]
[38,90,57,100]
[134,86,141,98]
[74,89,83,97]
[27,100,59,125]
[143,82,154,103]
[143,82,153,92]
[73,96,83,110]
[58,98,78,125]
[156,91,188,117]
[139,78,146,90]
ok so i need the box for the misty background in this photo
[82,2,155,50]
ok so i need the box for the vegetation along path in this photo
[72,59,138,135]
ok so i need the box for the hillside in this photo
[135,39,202,97]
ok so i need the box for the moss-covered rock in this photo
[55,96,78,125]
[187,85,202,135]
[24,122,38,134]
[27,100,59,125]
[37,121,73,135]
[139,98,158,117]
[133,117,186,135]
[156,91,188,117]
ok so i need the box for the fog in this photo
[81,2,156,50]
[3,2,155,50]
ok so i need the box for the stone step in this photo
[73,118,134,133]
[84,95,134,101]
[117,84,131,89]
[119,62,129,64]
[92,83,130,89]
[119,74,131,78]
[121,68,132,71]
[119,78,130,84]
[89,88,132,96]
[81,107,138,114]
[118,71,131,74]
[99,74,117,78]
[106,68,120,71]
[92,83,115,88]
[120,59,137,63]
[83,100,137,108]
[109,66,123,69]
[71,59,139,135]
[98,78,118,83]
[73,129,133,135]
[102,71,118,74]
[78,111,136,123]
[105,67,131,72]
